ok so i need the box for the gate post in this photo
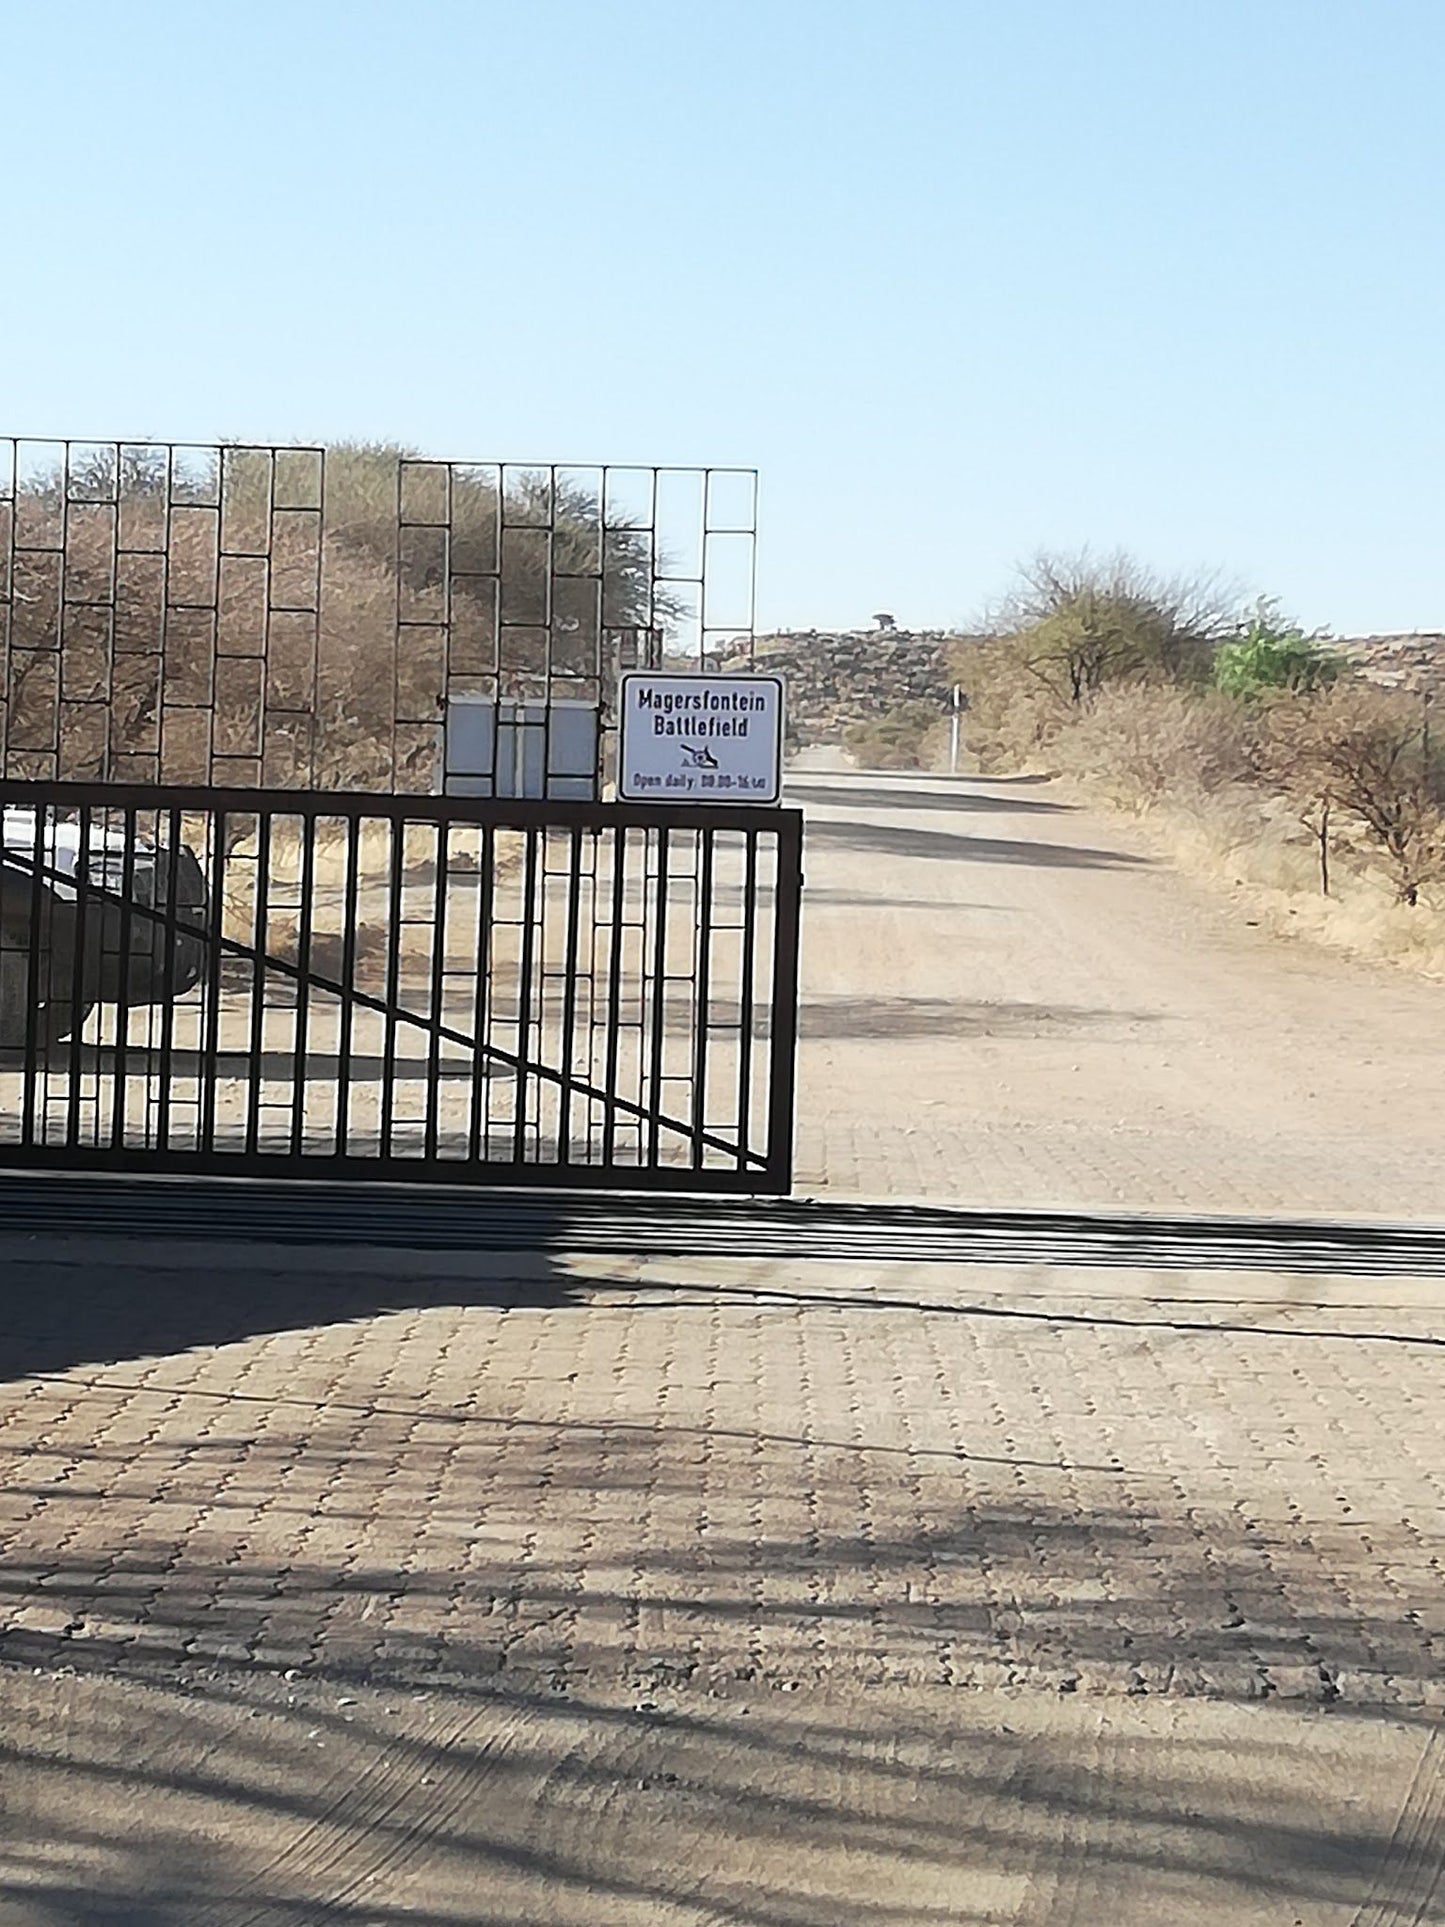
[765,806,804,1193]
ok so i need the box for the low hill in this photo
[724,629,969,745]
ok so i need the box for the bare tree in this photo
[991,550,1238,707]
[1260,682,1445,905]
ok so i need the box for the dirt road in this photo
[1,769,1443,1924]
[790,768,1445,1217]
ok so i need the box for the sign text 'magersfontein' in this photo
[635,684,768,737]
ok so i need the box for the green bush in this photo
[1214,600,1341,700]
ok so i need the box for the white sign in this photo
[618,673,784,804]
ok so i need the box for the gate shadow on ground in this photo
[801,815,1150,869]
[786,780,1071,816]
[0,1254,1440,1918]
[797,995,1160,1040]
[0,1252,573,1383]
[6,1245,1430,1391]
[797,886,1019,911]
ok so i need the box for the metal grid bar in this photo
[0,443,758,799]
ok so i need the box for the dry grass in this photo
[1047,685,1257,804]
[1055,773,1445,981]
[217,821,527,987]
[957,676,1445,982]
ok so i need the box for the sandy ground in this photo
[1,767,1443,1924]
[788,766,1445,1217]
[5,1666,1440,1927]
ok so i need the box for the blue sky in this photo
[3,0,1441,635]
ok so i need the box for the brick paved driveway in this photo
[2,1242,1442,1713]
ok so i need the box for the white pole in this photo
[949,684,961,776]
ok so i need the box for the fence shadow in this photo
[802,814,1150,870]
[0,1233,1438,1922]
[798,995,1160,1040]
[787,780,1070,817]
[0,1249,573,1382]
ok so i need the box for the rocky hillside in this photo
[724,629,965,746]
[1339,632,1444,696]
[716,626,1441,749]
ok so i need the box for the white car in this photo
[0,808,208,1051]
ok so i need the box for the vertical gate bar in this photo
[0,448,10,771]
[601,822,627,1170]
[764,814,804,1193]
[556,824,583,1166]
[244,810,272,1157]
[380,815,405,1159]
[153,805,183,1151]
[288,814,317,1157]
[543,465,555,794]
[633,823,653,1159]
[19,804,45,1147]
[109,805,138,1150]
[63,805,93,1149]
[588,831,604,1162]
[690,824,714,1168]
[334,810,362,1155]
[646,826,670,1169]
[390,460,401,792]
[197,811,227,1156]
[467,820,494,1163]
[511,826,539,1166]
[735,829,758,1170]
[423,819,449,1162]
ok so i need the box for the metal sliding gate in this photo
[0,783,802,1191]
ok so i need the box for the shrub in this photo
[4,443,670,790]
[987,551,1237,708]
[1214,599,1342,700]
[1051,685,1258,805]
[1258,681,1445,905]
[948,634,1069,771]
[843,700,946,770]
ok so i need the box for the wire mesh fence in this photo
[0,442,759,795]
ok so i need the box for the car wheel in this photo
[38,999,95,1049]
[1,920,95,1053]
[0,947,28,1049]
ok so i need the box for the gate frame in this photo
[0,779,803,1195]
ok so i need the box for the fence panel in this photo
[0,443,759,794]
